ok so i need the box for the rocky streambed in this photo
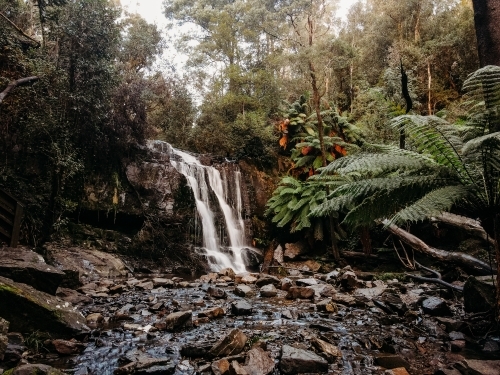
[0,247,499,375]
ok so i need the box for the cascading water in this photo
[149,141,248,273]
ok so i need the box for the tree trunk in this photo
[494,214,500,320]
[427,60,432,115]
[382,219,495,275]
[472,0,500,66]
[329,217,340,261]
[360,226,372,255]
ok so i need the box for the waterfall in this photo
[149,141,248,273]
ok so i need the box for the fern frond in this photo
[387,185,470,226]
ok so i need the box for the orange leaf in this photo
[309,168,314,176]
[301,146,313,155]
[334,144,347,156]
[279,135,288,148]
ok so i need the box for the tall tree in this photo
[472,0,500,66]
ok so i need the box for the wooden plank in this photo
[0,211,13,226]
[10,201,22,247]
[0,197,15,215]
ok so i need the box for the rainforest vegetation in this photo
[1,0,500,318]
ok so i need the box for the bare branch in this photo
[0,76,40,104]
[0,11,40,48]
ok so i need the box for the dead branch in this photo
[0,11,40,48]
[430,212,496,247]
[0,76,39,104]
[382,219,495,275]
[405,273,463,292]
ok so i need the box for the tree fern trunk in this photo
[494,214,500,321]
[360,226,372,255]
[472,0,500,66]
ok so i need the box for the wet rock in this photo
[434,368,462,375]
[330,293,355,306]
[311,337,341,362]
[234,285,254,297]
[449,331,465,341]
[9,363,65,375]
[0,276,89,337]
[283,241,309,260]
[207,286,227,299]
[152,278,173,288]
[52,339,86,355]
[316,299,337,313]
[463,276,496,313]
[384,368,410,375]
[286,286,314,300]
[0,247,65,295]
[212,358,230,375]
[325,270,340,282]
[421,297,452,316]
[274,245,284,264]
[244,347,275,375]
[181,342,214,358]
[375,355,411,370]
[55,288,93,305]
[376,293,407,315]
[241,248,263,268]
[209,328,247,357]
[483,339,500,353]
[278,344,328,374]
[231,360,249,375]
[296,278,318,287]
[240,275,258,284]
[200,273,219,283]
[308,284,336,299]
[219,268,236,279]
[136,281,154,290]
[113,357,176,375]
[255,275,280,288]
[302,260,322,272]
[164,310,193,331]
[280,278,293,291]
[260,284,277,298]
[46,246,128,284]
[435,317,464,332]
[86,313,104,328]
[231,300,253,316]
[198,307,225,319]
[450,340,466,352]
[281,310,297,320]
[340,270,358,290]
[109,284,124,294]
[454,359,500,375]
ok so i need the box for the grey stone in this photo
[234,285,254,297]
[283,241,309,260]
[255,275,281,288]
[421,297,451,316]
[279,344,328,374]
[286,286,315,300]
[244,347,275,375]
[260,284,277,298]
[164,310,192,331]
[296,278,318,287]
[207,286,227,299]
[231,300,253,316]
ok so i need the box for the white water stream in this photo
[150,141,248,273]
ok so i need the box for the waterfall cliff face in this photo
[149,141,249,273]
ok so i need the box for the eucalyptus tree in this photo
[472,0,500,66]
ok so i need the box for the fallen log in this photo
[382,219,495,276]
[430,212,495,247]
[0,76,39,104]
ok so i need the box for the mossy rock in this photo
[0,276,89,337]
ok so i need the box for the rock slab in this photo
[279,344,328,374]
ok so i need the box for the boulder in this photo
[240,275,258,284]
[9,364,65,375]
[296,278,318,287]
[260,284,278,298]
[286,286,315,300]
[211,358,230,375]
[0,276,89,337]
[52,339,85,355]
[241,248,264,268]
[243,347,275,375]
[56,288,93,305]
[234,284,254,297]
[279,345,328,374]
[340,270,358,290]
[163,310,192,331]
[198,307,225,319]
[231,360,249,375]
[86,313,104,328]
[231,300,253,316]
[316,299,337,313]
[207,286,227,299]
[136,280,154,290]
[219,268,236,279]
[209,328,247,357]
[180,342,215,358]
[152,278,174,288]
[0,247,65,295]
[255,275,281,288]
[421,297,452,316]
[283,241,309,260]
[463,276,496,313]
[280,278,293,291]
[311,337,341,362]
[273,245,284,264]
[46,246,128,286]
[375,355,411,370]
